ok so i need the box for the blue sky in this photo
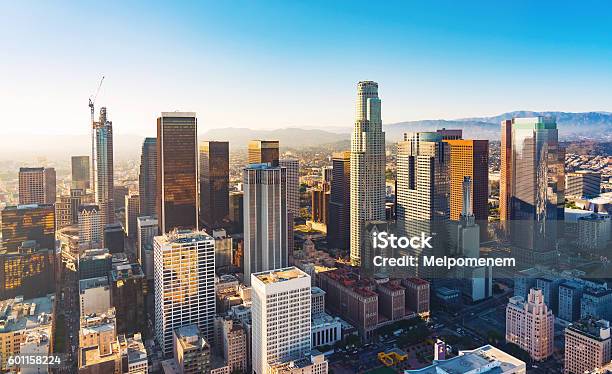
[1,1,612,136]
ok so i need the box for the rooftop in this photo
[406,345,525,374]
[0,295,54,333]
[156,230,213,245]
[79,276,109,291]
[253,267,309,285]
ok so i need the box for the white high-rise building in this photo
[279,159,299,215]
[350,81,386,265]
[251,267,312,374]
[243,164,288,285]
[153,230,215,356]
[137,216,158,280]
[78,204,103,249]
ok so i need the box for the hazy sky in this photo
[2,1,612,137]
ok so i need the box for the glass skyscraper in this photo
[156,112,199,234]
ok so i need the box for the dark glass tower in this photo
[139,137,158,217]
[199,141,229,230]
[328,151,350,250]
[156,112,199,234]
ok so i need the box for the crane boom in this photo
[88,76,105,124]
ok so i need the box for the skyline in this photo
[2,1,612,137]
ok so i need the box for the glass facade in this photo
[509,117,565,252]
[1,204,55,251]
[199,141,229,230]
[157,113,199,234]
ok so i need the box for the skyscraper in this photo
[139,137,157,217]
[444,139,489,223]
[248,140,279,166]
[504,117,565,257]
[18,167,56,205]
[506,288,554,361]
[279,158,298,258]
[71,155,90,190]
[500,119,512,222]
[137,216,158,281]
[157,112,199,234]
[199,141,229,230]
[251,267,312,374]
[92,107,115,225]
[154,230,215,356]
[1,204,55,252]
[243,163,288,285]
[279,159,299,215]
[78,204,103,250]
[125,193,140,239]
[329,151,350,250]
[350,81,386,265]
[396,132,449,277]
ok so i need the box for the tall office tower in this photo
[1,204,55,251]
[154,230,215,355]
[279,159,299,215]
[329,151,350,250]
[157,112,199,234]
[172,325,212,374]
[280,158,299,258]
[92,107,116,225]
[456,177,492,302]
[199,141,230,230]
[18,167,56,205]
[125,193,140,239]
[113,185,128,210]
[444,139,489,222]
[564,318,611,374]
[436,128,463,140]
[70,188,86,224]
[311,183,330,225]
[78,204,103,249]
[350,81,386,265]
[137,216,158,281]
[566,171,602,199]
[228,191,244,234]
[322,166,333,184]
[139,137,157,217]
[506,288,554,361]
[71,155,90,190]
[0,240,55,299]
[248,140,279,166]
[500,119,512,222]
[396,132,450,276]
[55,195,73,230]
[110,263,146,335]
[251,267,312,374]
[243,164,288,285]
[504,117,565,258]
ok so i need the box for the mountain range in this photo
[201,111,612,145]
[1,111,609,161]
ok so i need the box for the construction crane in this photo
[88,76,105,125]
